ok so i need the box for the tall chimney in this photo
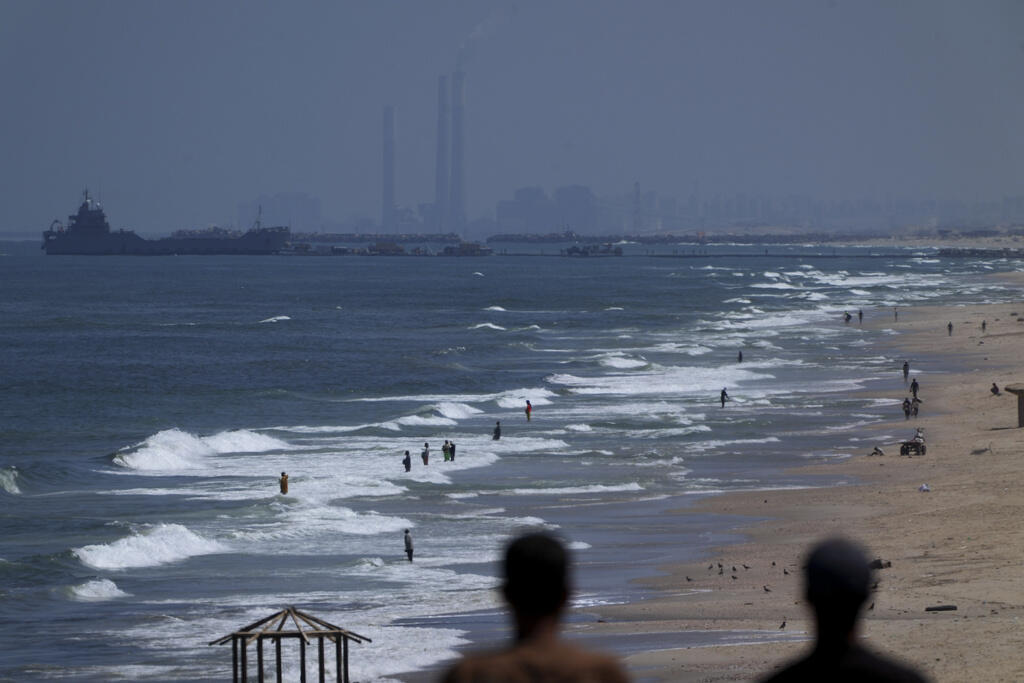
[449,70,466,232]
[381,105,396,231]
[433,75,449,231]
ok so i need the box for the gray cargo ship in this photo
[42,191,290,255]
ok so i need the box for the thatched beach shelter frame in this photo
[209,606,371,683]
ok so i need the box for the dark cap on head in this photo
[805,537,871,606]
[503,532,570,617]
[281,472,286,477]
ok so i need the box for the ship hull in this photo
[43,228,290,255]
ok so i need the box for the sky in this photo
[2,0,1023,236]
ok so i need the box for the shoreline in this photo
[577,298,1024,681]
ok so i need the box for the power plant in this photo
[448,69,467,232]
[381,105,396,231]
[433,76,449,231]
[381,70,467,233]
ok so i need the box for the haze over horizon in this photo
[2,0,1023,237]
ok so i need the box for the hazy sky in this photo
[2,0,1023,235]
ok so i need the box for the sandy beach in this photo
[576,293,1024,682]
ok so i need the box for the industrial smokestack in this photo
[449,70,466,232]
[381,105,396,231]
[434,75,449,231]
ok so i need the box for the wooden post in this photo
[343,637,349,683]
[1006,385,1024,427]
[300,636,307,683]
[335,637,342,683]
[241,639,248,683]
[276,638,282,683]
[318,636,325,683]
[257,637,264,683]
[232,636,239,683]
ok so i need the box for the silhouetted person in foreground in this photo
[442,532,629,682]
[760,537,927,683]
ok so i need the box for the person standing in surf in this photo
[450,441,456,461]
[279,472,289,494]
[402,450,411,472]
[525,400,532,421]
[404,529,414,562]
[421,442,430,466]
[720,388,729,408]
[493,421,501,440]
[443,440,451,462]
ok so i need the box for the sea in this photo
[1,240,1020,681]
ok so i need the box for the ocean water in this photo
[1,242,1020,681]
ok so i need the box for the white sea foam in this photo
[434,402,483,420]
[258,315,291,323]
[469,322,506,331]
[0,466,20,494]
[566,423,592,432]
[508,483,643,496]
[396,414,458,428]
[484,305,506,311]
[598,354,648,369]
[68,578,130,601]
[113,428,290,471]
[74,523,226,570]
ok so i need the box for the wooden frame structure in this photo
[209,606,371,683]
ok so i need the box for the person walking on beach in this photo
[402,450,411,472]
[948,321,953,336]
[493,421,502,440]
[858,309,863,324]
[449,441,456,461]
[441,532,629,683]
[902,398,911,420]
[525,400,532,422]
[443,440,451,462]
[902,361,909,382]
[279,472,289,495]
[911,397,921,417]
[910,378,919,399]
[738,350,743,363]
[759,537,927,682]
[894,307,898,321]
[720,388,729,408]
[982,319,987,333]
[421,442,430,466]
[404,529,414,562]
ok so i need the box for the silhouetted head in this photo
[804,537,871,639]
[503,532,570,619]
[281,472,286,477]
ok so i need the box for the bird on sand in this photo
[763,585,772,592]
[771,561,776,567]
[686,576,693,582]
[868,602,875,611]
[779,618,786,629]
[742,563,751,570]
[732,566,737,572]
[707,564,714,571]
[783,567,790,575]
[731,575,738,580]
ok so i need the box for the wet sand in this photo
[575,296,1024,682]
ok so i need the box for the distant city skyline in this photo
[2,1,1023,237]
